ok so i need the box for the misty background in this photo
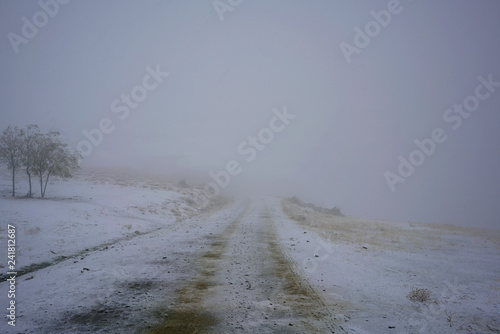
[1,0,499,229]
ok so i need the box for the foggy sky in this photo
[1,0,500,229]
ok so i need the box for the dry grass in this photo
[407,287,431,302]
[281,199,446,250]
[282,198,500,252]
[182,196,196,207]
[287,196,344,216]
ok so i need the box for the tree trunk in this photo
[39,171,43,198]
[26,168,32,198]
[11,168,15,197]
[42,172,50,199]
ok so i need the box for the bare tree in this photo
[1,125,81,198]
[31,131,81,198]
[21,124,41,197]
[0,126,24,196]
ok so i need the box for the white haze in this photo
[1,0,500,229]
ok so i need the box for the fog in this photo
[1,0,500,229]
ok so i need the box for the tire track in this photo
[264,206,344,333]
[147,202,250,333]
[148,199,344,333]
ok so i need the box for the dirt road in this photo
[150,199,342,333]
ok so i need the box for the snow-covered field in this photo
[0,167,498,333]
[277,199,500,333]
[0,167,222,274]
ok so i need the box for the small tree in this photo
[21,124,41,197]
[0,126,24,196]
[1,125,81,198]
[31,131,81,198]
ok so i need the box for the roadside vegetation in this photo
[281,196,444,250]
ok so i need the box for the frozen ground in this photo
[277,198,500,333]
[0,167,222,275]
[0,167,498,333]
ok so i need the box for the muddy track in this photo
[263,207,342,333]
[146,202,249,333]
[147,199,344,333]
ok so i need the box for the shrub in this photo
[407,287,431,302]
[286,196,344,216]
